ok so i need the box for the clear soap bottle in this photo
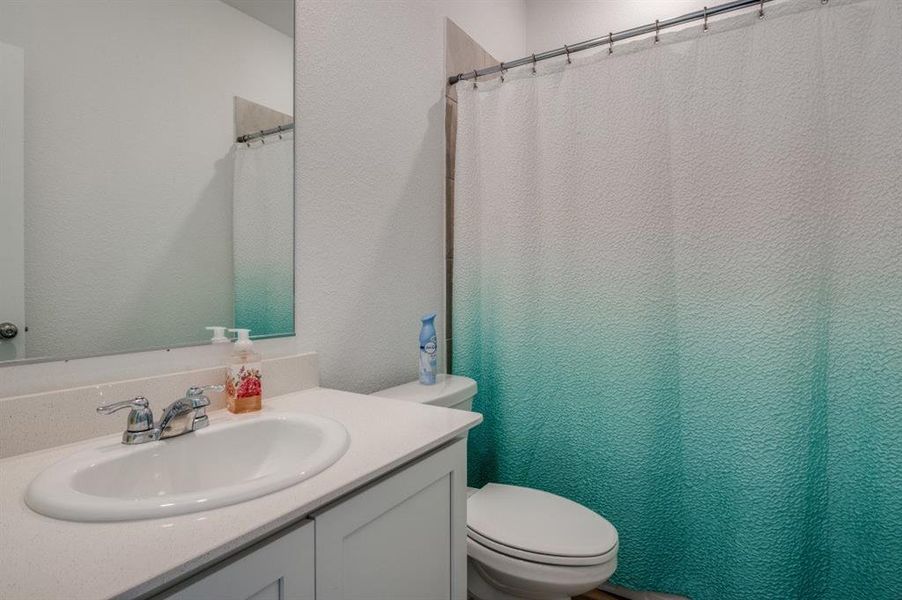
[226,328,263,413]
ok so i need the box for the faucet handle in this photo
[97,396,149,414]
[186,384,224,397]
[97,397,154,433]
[184,384,224,409]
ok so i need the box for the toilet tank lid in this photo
[372,374,477,408]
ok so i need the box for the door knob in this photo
[0,322,18,339]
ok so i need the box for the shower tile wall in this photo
[445,19,498,368]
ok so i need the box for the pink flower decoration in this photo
[237,375,261,398]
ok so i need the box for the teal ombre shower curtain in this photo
[233,134,294,337]
[452,1,902,598]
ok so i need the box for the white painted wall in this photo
[525,0,714,54]
[0,0,292,360]
[442,0,527,61]
[0,0,525,397]
[294,0,526,393]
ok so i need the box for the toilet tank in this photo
[371,374,477,411]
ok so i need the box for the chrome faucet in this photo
[97,385,224,445]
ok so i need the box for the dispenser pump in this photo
[206,326,229,344]
[228,328,253,351]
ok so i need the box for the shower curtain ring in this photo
[608,32,614,54]
[759,0,765,19]
[654,19,660,44]
[703,6,709,31]
[531,54,537,74]
[472,69,478,89]
[564,44,572,64]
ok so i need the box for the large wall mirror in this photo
[0,0,295,364]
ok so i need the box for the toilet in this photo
[372,375,619,600]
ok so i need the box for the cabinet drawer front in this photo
[161,520,315,600]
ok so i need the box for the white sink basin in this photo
[25,413,349,522]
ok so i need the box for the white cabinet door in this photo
[314,439,468,600]
[161,519,315,600]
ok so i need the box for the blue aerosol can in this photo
[419,313,437,385]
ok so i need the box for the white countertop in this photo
[0,387,482,600]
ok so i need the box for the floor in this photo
[575,590,623,600]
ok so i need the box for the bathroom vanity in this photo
[0,387,481,600]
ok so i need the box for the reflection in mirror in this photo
[0,0,295,364]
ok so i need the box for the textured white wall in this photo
[294,0,525,394]
[525,0,714,54]
[442,0,527,61]
[0,1,292,359]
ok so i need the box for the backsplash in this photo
[0,353,319,459]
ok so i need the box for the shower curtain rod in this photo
[236,122,294,143]
[448,0,782,85]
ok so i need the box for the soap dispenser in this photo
[225,328,263,413]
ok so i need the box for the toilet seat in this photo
[467,484,618,567]
[467,527,617,567]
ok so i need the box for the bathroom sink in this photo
[25,413,349,522]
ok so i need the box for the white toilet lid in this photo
[467,484,618,566]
